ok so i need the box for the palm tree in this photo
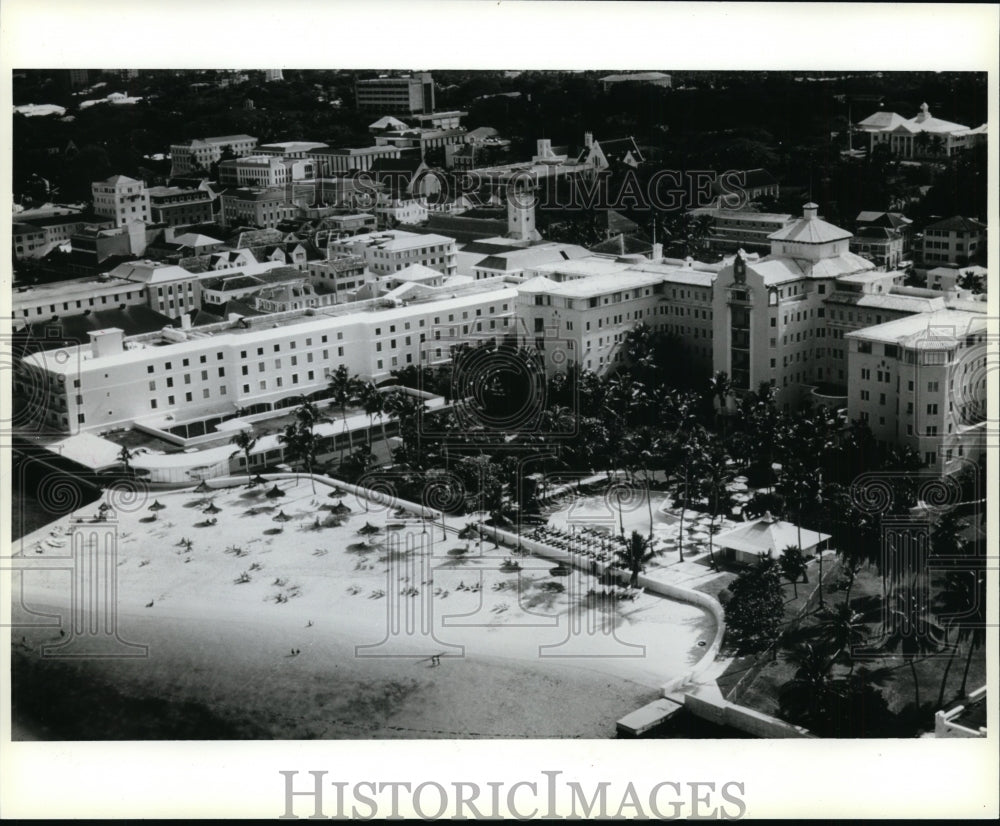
[327,365,362,463]
[359,381,385,450]
[293,398,325,492]
[279,418,320,494]
[813,602,867,676]
[956,566,987,698]
[616,530,656,587]
[879,575,946,713]
[779,641,836,728]
[384,390,428,469]
[229,428,257,484]
[779,545,808,599]
[667,431,704,563]
[117,445,134,477]
[278,423,302,483]
[699,434,733,571]
[708,370,732,434]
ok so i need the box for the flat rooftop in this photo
[846,308,985,346]
[13,275,144,304]
[520,270,666,298]
[23,279,520,373]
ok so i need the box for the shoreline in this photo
[10,478,716,739]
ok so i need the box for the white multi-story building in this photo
[689,208,795,253]
[13,212,112,260]
[856,104,983,158]
[13,276,149,322]
[710,203,879,408]
[304,255,369,302]
[517,254,719,376]
[845,309,987,473]
[920,216,986,268]
[256,141,329,159]
[328,230,457,278]
[17,279,517,434]
[147,186,215,227]
[91,175,150,227]
[306,144,402,175]
[169,135,258,176]
[375,193,429,227]
[219,187,306,229]
[217,155,316,188]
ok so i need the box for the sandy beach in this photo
[10,477,716,739]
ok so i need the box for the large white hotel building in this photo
[16,204,987,472]
[17,279,517,434]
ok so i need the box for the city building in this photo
[517,253,719,376]
[198,267,322,312]
[845,309,987,472]
[926,264,987,293]
[17,278,517,435]
[307,144,403,175]
[355,72,435,113]
[169,135,258,176]
[849,225,906,270]
[711,203,878,408]
[147,186,215,227]
[368,116,410,133]
[470,242,591,280]
[581,133,646,170]
[688,208,795,253]
[304,254,368,300]
[91,175,150,227]
[599,72,672,91]
[856,104,981,158]
[217,155,316,188]
[372,125,468,160]
[446,128,511,171]
[328,230,457,278]
[708,169,781,208]
[256,141,329,159]
[408,111,467,130]
[375,193,429,227]
[13,275,149,322]
[13,212,110,260]
[219,187,309,229]
[855,211,914,257]
[919,215,986,268]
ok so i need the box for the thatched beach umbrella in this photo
[148,500,166,511]
[265,484,286,499]
[347,539,379,553]
[357,522,381,536]
[331,500,351,515]
[250,474,268,487]
[194,480,212,493]
[327,488,344,499]
[204,502,222,515]
[272,510,293,523]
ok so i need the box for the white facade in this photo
[846,310,987,473]
[18,282,517,434]
[91,175,150,227]
[218,156,315,188]
[328,230,457,278]
[170,135,258,176]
